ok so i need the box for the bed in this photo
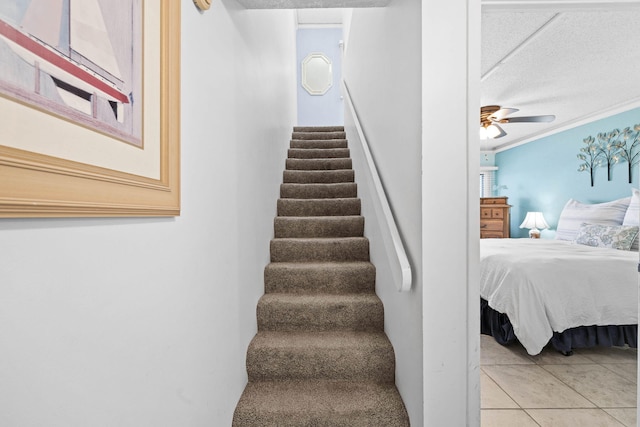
[480,191,640,356]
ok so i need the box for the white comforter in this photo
[480,239,638,355]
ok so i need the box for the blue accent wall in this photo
[296,28,344,126]
[495,108,640,238]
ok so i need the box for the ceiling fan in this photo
[480,105,555,139]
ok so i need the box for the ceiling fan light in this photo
[479,126,488,139]
[486,124,503,139]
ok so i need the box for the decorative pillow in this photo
[555,197,631,241]
[622,188,640,250]
[574,223,639,250]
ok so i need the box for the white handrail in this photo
[342,80,412,292]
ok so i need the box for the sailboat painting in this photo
[0,0,142,147]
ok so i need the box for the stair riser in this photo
[270,239,369,263]
[280,183,357,199]
[292,131,346,140]
[257,299,384,332]
[274,217,364,238]
[234,407,407,427]
[293,126,345,133]
[232,381,410,427]
[283,170,354,184]
[264,263,376,294]
[247,345,395,382]
[288,148,350,159]
[277,199,361,216]
[286,158,352,170]
[290,139,348,149]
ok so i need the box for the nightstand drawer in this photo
[481,208,504,219]
[481,220,504,231]
[481,231,505,238]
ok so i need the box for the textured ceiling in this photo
[296,8,344,25]
[481,6,640,151]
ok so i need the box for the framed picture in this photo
[0,0,180,217]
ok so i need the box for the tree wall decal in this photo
[578,136,603,187]
[577,124,640,186]
[612,125,640,184]
[597,130,621,181]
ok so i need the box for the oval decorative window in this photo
[301,53,333,96]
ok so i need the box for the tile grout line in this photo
[538,363,602,409]
[480,366,524,411]
[521,408,543,427]
[599,362,639,385]
[484,363,633,410]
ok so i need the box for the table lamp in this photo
[519,212,549,238]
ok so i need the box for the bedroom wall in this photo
[0,2,296,426]
[342,1,423,425]
[496,107,640,238]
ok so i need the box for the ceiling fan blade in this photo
[502,115,556,123]
[486,123,506,139]
[491,108,519,120]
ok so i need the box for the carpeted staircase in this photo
[232,126,410,426]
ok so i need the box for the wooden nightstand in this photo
[480,197,511,238]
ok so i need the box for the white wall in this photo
[0,1,296,426]
[342,1,424,425]
[422,0,481,425]
[296,28,344,126]
[345,0,481,424]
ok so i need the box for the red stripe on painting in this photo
[0,19,129,104]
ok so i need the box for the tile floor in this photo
[481,334,638,427]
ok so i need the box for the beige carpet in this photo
[232,126,409,426]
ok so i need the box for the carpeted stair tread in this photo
[293,125,345,132]
[257,293,384,332]
[274,216,364,238]
[290,139,348,149]
[286,158,352,170]
[283,169,354,184]
[264,262,375,294]
[270,237,369,263]
[280,183,357,199]
[232,380,409,427]
[277,198,361,217]
[291,131,346,140]
[288,148,350,159]
[246,331,395,382]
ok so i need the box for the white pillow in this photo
[622,188,640,250]
[555,197,631,241]
[574,223,639,251]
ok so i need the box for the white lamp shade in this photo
[519,212,550,230]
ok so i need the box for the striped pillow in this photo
[555,197,631,241]
[622,188,640,250]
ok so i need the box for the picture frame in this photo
[0,0,180,217]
